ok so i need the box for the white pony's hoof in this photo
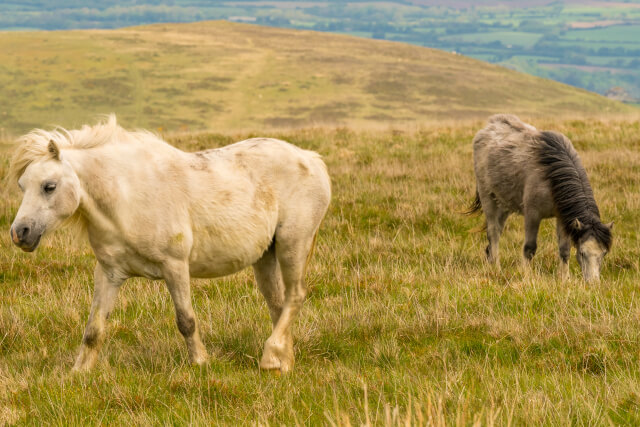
[260,338,293,373]
[72,348,98,373]
[187,336,209,366]
[190,353,209,366]
[71,362,93,374]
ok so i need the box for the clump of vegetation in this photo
[1,117,639,424]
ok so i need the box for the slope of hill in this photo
[0,20,635,136]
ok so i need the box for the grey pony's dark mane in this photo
[536,131,612,250]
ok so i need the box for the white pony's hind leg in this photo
[73,263,124,372]
[163,260,208,365]
[260,226,319,373]
[253,242,285,327]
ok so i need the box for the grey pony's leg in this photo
[253,241,285,327]
[479,193,509,266]
[556,218,571,280]
[163,260,208,365]
[260,228,318,373]
[523,211,542,264]
[73,263,125,372]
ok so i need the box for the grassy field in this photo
[0,21,635,137]
[2,116,640,424]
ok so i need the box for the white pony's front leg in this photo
[73,263,124,372]
[163,260,208,365]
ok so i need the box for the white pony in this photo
[9,115,331,373]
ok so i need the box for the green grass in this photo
[2,117,640,424]
[0,21,635,137]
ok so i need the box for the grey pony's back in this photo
[484,114,535,133]
[466,114,537,216]
[475,114,538,144]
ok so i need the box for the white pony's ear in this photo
[48,140,60,160]
[572,218,583,230]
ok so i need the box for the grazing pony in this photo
[9,115,331,373]
[468,114,612,282]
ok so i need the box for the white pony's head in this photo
[9,139,81,251]
[9,115,123,251]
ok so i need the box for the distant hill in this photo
[2,2,640,104]
[0,21,635,136]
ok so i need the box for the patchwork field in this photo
[1,116,640,424]
[0,21,634,138]
[2,1,640,102]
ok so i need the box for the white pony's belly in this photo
[187,220,276,278]
[188,239,270,277]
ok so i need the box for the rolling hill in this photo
[0,20,635,136]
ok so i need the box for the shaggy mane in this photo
[7,115,165,244]
[8,114,157,184]
[536,131,612,250]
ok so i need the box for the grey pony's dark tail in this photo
[464,189,482,216]
[464,189,486,232]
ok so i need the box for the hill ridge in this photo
[0,20,635,136]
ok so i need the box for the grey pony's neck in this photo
[536,131,601,244]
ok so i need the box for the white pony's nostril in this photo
[17,226,30,241]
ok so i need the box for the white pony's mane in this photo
[7,114,163,244]
[8,114,159,183]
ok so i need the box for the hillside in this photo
[0,20,635,136]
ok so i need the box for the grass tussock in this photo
[1,118,640,424]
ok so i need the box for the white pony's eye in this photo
[43,182,57,194]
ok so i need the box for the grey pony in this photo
[468,114,613,282]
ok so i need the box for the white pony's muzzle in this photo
[10,221,43,252]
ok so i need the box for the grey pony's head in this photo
[572,218,613,283]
